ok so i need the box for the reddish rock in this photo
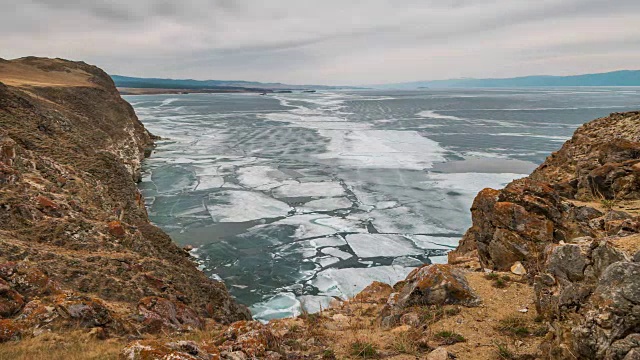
[9,264,59,300]
[36,195,58,209]
[0,319,22,342]
[107,220,126,238]
[380,264,480,327]
[354,281,393,304]
[138,297,204,332]
[55,293,114,328]
[17,300,57,326]
[0,282,25,317]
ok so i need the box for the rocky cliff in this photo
[0,57,250,342]
[449,111,640,359]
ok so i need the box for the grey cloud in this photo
[0,0,638,84]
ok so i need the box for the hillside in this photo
[0,57,250,346]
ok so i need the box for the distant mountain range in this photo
[377,70,640,89]
[112,70,640,94]
[110,75,355,92]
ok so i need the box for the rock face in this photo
[530,112,640,201]
[379,264,480,326]
[448,111,640,359]
[0,57,250,340]
[451,112,640,273]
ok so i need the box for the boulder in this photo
[426,347,450,360]
[379,264,480,327]
[54,293,114,328]
[353,281,393,304]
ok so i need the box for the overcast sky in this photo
[1,0,639,85]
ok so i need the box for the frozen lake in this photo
[127,88,640,320]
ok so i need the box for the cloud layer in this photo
[1,0,639,84]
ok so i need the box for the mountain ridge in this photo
[376,70,640,89]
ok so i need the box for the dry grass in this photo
[496,315,531,337]
[0,59,95,88]
[0,331,126,360]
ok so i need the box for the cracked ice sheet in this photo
[195,175,225,190]
[313,256,340,268]
[315,130,448,170]
[298,197,353,212]
[273,182,346,198]
[207,191,292,223]
[321,247,352,260]
[237,166,292,191]
[279,236,348,259]
[345,234,424,258]
[311,265,413,299]
[354,206,453,234]
[245,215,366,242]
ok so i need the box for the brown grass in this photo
[0,59,95,88]
[0,331,126,360]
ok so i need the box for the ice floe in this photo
[298,197,354,212]
[320,247,352,260]
[345,234,423,258]
[273,181,346,198]
[311,265,413,299]
[207,191,292,222]
[245,214,366,242]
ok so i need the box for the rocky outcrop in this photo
[448,111,640,359]
[531,112,640,201]
[534,238,640,359]
[0,57,249,341]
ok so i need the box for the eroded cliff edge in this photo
[0,57,250,341]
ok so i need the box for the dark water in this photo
[126,88,640,320]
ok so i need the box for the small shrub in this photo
[501,275,512,282]
[485,272,499,280]
[493,278,508,288]
[601,198,617,212]
[418,306,445,324]
[533,326,548,337]
[433,330,466,345]
[445,307,461,316]
[289,324,301,332]
[391,332,418,355]
[322,349,336,359]
[350,341,378,358]
[496,343,516,359]
[497,316,530,337]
